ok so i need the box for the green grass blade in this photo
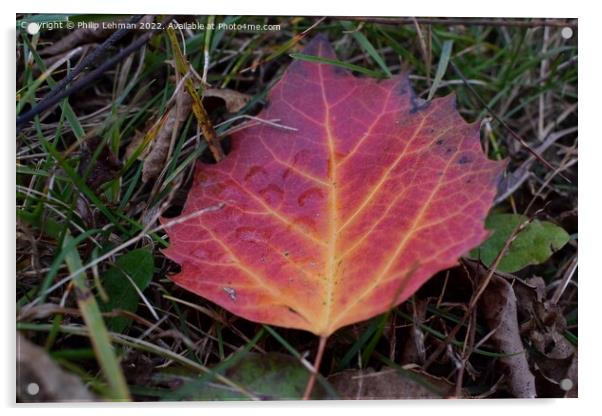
[341,21,392,77]
[21,34,85,139]
[61,232,131,401]
[289,53,386,78]
[428,40,454,100]
[337,317,379,370]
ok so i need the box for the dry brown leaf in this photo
[479,275,537,398]
[203,88,251,113]
[125,117,155,161]
[129,90,192,183]
[328,367,457,399]
[17,332,98,402]
[514,276,577,397]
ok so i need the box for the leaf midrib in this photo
[318,58,339,335]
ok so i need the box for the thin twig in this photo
[302,335,328,400]
[551,255,578,305]
[41,15,145,104]
[331,17,577,28]
[17,15,173,128]
[166,26,224,161]
[494,126,577,204]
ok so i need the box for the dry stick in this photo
[449,60,571,184]
[332,17,577,28]
[455,299,477,397]
[17,16,173,128]
[166,26,224,162]
[551,255,578,305]
[494,126,577,204]
[412,18,431,84]
[302,335,328,400]
[40,15,145,103]
[16,46,84,115]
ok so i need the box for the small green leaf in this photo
[469,213,570,273]
[191,353,330,400]
[99,249,154,332]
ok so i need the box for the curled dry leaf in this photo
[144,91,192,182]
[17,332,97,402]
[479,274,537,398]
[514,277,577,397]
[126,90,192,183]
[162,35,504,336]
[203,88,252,113]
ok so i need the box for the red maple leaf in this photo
[162,35,505,336]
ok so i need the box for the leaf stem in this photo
[302,335,328,400]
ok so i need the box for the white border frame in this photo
[3,1,595,414]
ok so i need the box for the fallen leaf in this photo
[125,88,193,183]
[142,91,192,182]
[203,88,251,113]
[17,332,98,402]
[514,276,577,397]
[469,213,570,273]
[162,35,504,336]
[172,352,330,400]
[328,367,456,399]
[478,274,537,398]
[99,248,154,332]
[514,276,567,335]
